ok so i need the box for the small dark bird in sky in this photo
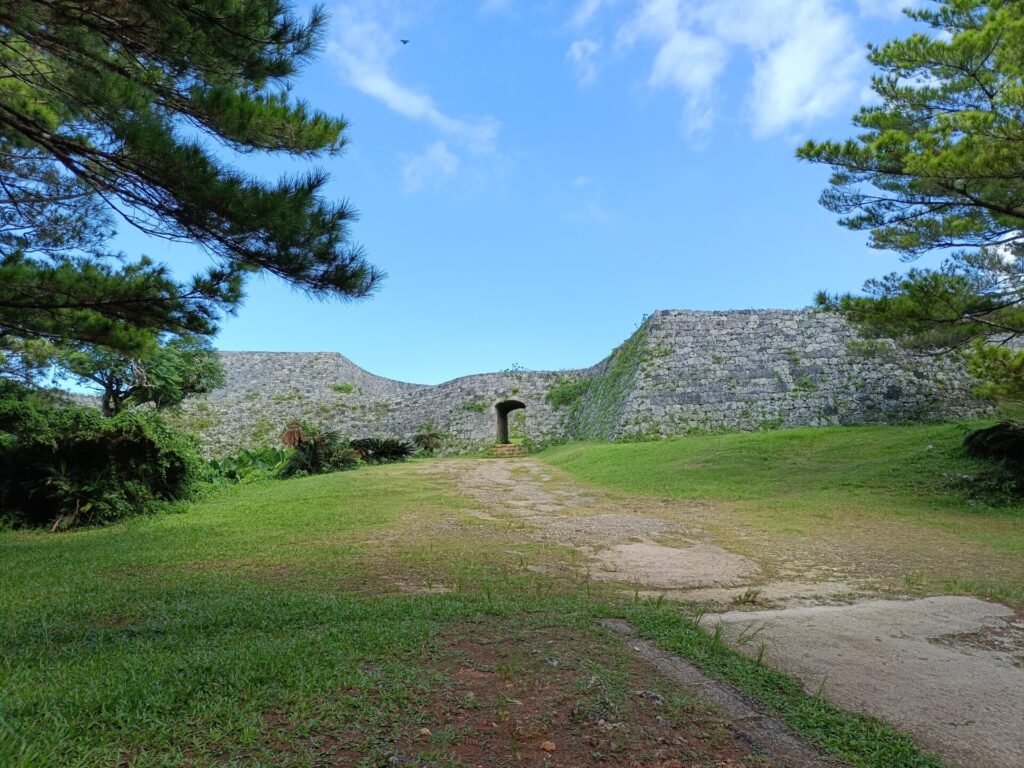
[400,39,410,45]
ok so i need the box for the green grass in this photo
[0,468,585,767]
[622,604,942,768]
[541,424,1024,546]
[546,377,591,409]
[541,425,1003,510]
[540,425,1024,606]
[0,456,952,767]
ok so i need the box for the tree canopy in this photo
[38,336,226,417]
[799,0,1024,400]
[0,0,381,354]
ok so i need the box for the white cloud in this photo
[571,0,606,28]
[732,2,864,136]
[328,3,500,192]
[403,141,460,193]
[328,7,498,152]
[480,0,514,14]
[856,0,915,18]
[567,38,602,87]
[615,0,869,137]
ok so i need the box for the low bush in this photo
[413,424,443,454]
[0,385,202,529]
[349,437,415,464]
[952,421,1024,502]
[963,421,1024,464]
[280,423,358,477]
[209,447,292,482]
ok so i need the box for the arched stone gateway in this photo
[181,310,994,456]
[495,399,526,444]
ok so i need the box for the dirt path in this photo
[423,458,1024,768]
[423,458,762,586]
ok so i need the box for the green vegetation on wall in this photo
[565,318,652,440]
[270,388,307,404]
[547,377,591,409]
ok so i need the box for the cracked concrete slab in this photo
[592,541,761,589]
[705,596,1024,768]
[423,458,1024,767]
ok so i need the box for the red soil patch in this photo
[383,625,766,768]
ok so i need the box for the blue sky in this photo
[115,0,928,384]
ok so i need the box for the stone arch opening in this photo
[495,399,526,444]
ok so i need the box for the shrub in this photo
[209,447,291,482]
[955,421,1024,502]
[0,385,202,529]
[279,422,358,477]
[413,424,443,454]
[963,421,1024,464]
[349,437,414,464]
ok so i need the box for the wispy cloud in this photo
[480,0,514,14]
[571,0,871,138]
[327,3,500,190]
[567,38,602,87]
[571,0,606,28]
[856,0,918,18]
[403,141,460,193]
[617,0,865,137]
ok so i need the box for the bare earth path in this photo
[421,457,1024,768]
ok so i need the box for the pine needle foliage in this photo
[800,1,1024,400]
[0,1,381,353]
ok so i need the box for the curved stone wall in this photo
[174,309,992,456]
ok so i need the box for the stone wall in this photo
[175,351,584,456]
[578,310,986,439]
[174,309,993,456]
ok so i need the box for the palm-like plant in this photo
[413,430,442,454]
[280,423,357,477]
[349,437,414,464]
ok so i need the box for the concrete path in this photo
[707,597,1024,768]
[426,458,1024,768]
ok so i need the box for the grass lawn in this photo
[0,432,984,768]
[541,424,1024,605]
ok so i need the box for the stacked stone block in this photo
[174,309,992,456]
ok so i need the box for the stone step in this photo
[488,443,527,457]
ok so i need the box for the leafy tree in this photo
[799,0,1024,400]
[41,335,225,416]
[0,1,381,353]
[0,147,238,355]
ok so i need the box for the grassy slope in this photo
[1,459,945,768]
[0,467,578,767]
[541,424,1024,601]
